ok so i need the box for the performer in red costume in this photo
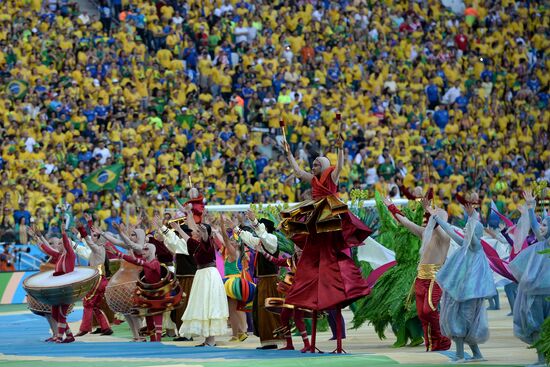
[281,127,372,353]
[105,243,164,342]
[74,214,113,337]
[36,228,77,343]
[384,197,451,352]
[172,187,205,225]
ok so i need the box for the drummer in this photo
[32,227,77,343]
[27,229,63,341]
[94,223,147,341]
[105,242,165,342]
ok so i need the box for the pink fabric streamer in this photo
[365,260,397,288]
[490,208,528,260]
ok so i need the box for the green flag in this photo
[83,164,124,192]
[7,80,28,99]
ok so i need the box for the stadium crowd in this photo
[0,0,548,247]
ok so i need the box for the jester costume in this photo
[352,192,424,347]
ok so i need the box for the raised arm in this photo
[113,223,144,252]
[384,197,424,238]
[106,244,156,270]
[153,215,189,255]
[38,240,60,258]
[260,248,289,267]
[245,210,278,254]
[71,227,92,260]
[528,207,544,242]
[219,215,238,259]
[180,204,199,234]
[235,227,261,250]
[524,190,544,242]
[431,215,463,244]
[285,143,313,182]
[170,192,187,214]
[92,225,125,246]
[331,134,345,183]
[61,231,74,254]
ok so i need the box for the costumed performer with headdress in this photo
[281,122,372,353]
[152,213,197,341]
[233,211,284,349]
[105,240,166,341]
[176,204,229,346]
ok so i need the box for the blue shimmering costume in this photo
[509,209,550,348]
[434,214,496,345]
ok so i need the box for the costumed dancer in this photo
[169,189,207,340]
[105,240,167,342]
[146,222,179,338]
[152,214,197,341]
[352,192,424,348]
[184,187,206,225]
[509,190,550,367]
[97,223,146,341]
[73,214,113,336]
[219,214,253,342]
[27,230,66,341]
[36,228,77,343]
[384,196,451,351]
[234,211,284,349]
[177,204,229,346]
[281,123,372,353]
[427,200,496,362]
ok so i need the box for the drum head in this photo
[23,266,100,305]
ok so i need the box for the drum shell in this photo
[27,295,74,316]
[105,260,141,314]
[23,266,100,306]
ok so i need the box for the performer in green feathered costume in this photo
[351,191,424,347]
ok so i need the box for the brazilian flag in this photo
[83,164,124,192]
[7,80,28,99]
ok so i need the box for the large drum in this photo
[108,258,122,276]
[23,266,100,306]
[105,260,142,314]
[26,294,75,316]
